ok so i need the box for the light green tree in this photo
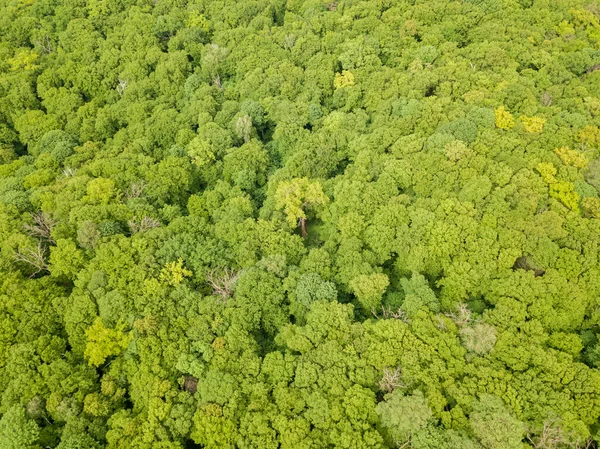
[274,177,328,237]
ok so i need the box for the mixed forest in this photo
[2,0,600,447]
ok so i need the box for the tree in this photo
[2,0,600,447]
[274,178,328,238]
[400,273,439,317]
[350,273,389,312]
[295,272,337,307]
[0,405,39,449]
[459,323,497,355]
[469,395,525,449]
[77,221,101,249]
[49,239,85,279]
[376,390,433,445]
[84,318,131,367]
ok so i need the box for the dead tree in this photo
[206,268,241,301]
[15,242,49,277]
[379,367,407,394]
[183,375,198,394]
[124,181,147,200]
[128,216,161,234]
[24,211,57,244]
[299,217,308,238]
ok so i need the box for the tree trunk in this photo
[300,217,308,239]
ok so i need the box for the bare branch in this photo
[116,79,128,96]
[541,91,553,107]
[283,34,296,50]
[372,305,411,323]
[526,419,565,449]
[23,212,57,244]
[15,242,49,276]
[379,366,407,394]
[435,314,447,331]
[34,35,53,54]
[62,167,76,177]
[206,268,241,302]
[398,439,411,449]
[581,438,594,449]
[183,375,198,394]
[235,115,252,143]
[526,416,591,449]
[128,216,161,234]
[445,303,471,326]
[124,181,147,200]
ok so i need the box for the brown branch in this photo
[124,181,147,200]
[379,366,407,393]
[398,441,411,449]
[23,211,57,244]
[299,217,308,238]
[128,216,161,234]
[15,242,49,276]
[445,303,471,326]
[372,305,410,323]
[206,268,241,302]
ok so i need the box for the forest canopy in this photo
[2,0,600,447]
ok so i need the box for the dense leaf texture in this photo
[1,0,600,447]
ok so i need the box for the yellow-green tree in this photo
[84,318,131,366]
[275,178,328,238]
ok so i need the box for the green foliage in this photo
[494,107,515,130]
[400,273,439,317]
[50,239,85,278]
[469,395,525,449]
[1,0,600,447]
[274,177,329,227]
[350,273,389,312]
[159,258,192,286]
[295,272,337,307]
[7,49,38,71]
[376,390,433,444]
[333,71,355,89]
[84,318,131,367]
[0,405,39,449]
[85,178,117,205]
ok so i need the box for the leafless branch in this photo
[580,438,594,449]
[34,35,53,54]
[23,212,57,244]
[116,79,128,97]
[183,375,198,394]
[526,417,593,449]
[371,305,411,323]
[206,268,241,302]
[124,181,147,200]
[541,91,553,107]
[128,216,161,234]
[15,242,49,276]
[398,439,411,449]
[445,303,471,326]
[283,34,296,50]
[62,167,76,177]
[235,115,252,143]
[379,366,407,393]
[526,419,566,449]
[435,314,447,331]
